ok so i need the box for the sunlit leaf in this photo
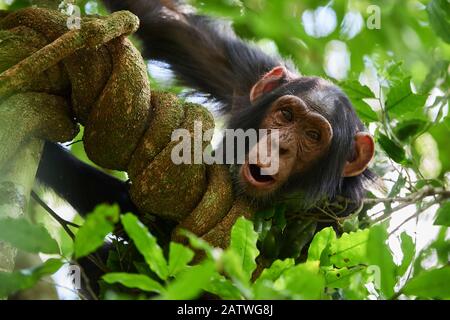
[340,80,378,123]
[229,217,259,282]
[386,77,427,120]
[255,258,295,283]
[159,261,215,300]
[274,261,325,300]
[253,259,294,297]
[74,204,119,258]
[121,213,168,280]
[180,229,215,259]
[324,266,365,289]
[403,267,450,299]
[398,232,415,277]
[102,273,164,293]
[204,273,242,299]
[307,227,336,264]
[222,249,250,290]
[329,229,369,268]
[367,224,396,298]
[168,242,194,276]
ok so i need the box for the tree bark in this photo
[0,139,43,274]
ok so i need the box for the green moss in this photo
[128,91,185,180]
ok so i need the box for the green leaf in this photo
[251,259,296,299]
[324,266,365,289]
[229,217,260,282]
[340,267,372,299]
[102,273,164,293]
[342,214,359,233]
[255,258,295,283]
[398,233,415,276]
[403,267,450,299]
[394,119,427,141]
[121,213,168,280]
[353,100,379,124]
[307,227,336,264]
[74,204,119,259]
[434,201,450,226]
[420,60,450,94]
[367,224,396,298]
[340,80,378,123]
[222,249,250,291]
[377,133,406,164]
[180,229,215,259]
[168,242,194,276]
[253,213,272,242]
[273,203,287,231]
[432,227,450,265]
[329,229,369,268]
[253,280,286,299]
[386,77,427,120]
[159,261,215,300]
[0,259,63,297]
[388,175,406,199]
[279,220,317,259]
[429,116,450,173]
[427,0,450,43]
[261,227,281,259]
[0,218,59,254]
[385,61,405,80]
[204,273,242,299]
[340,80,375,99]
[252,258,295,298]
[274,261,325,300]
[256,207,276,220]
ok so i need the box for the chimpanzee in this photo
[37,0,374,217]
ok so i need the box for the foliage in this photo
[0,0,449,300]
[1,210,449,300]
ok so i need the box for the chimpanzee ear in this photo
[342,132,375,177]
[250,66,297,103]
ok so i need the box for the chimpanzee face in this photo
[240,94,333,197]
[233,67,374,200]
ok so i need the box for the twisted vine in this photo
[0,7,254,249]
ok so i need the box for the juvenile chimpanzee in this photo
[37,0,375,216]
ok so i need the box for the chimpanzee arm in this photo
[36,142,138,216]
[102,0,281,110]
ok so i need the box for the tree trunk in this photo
[0,139,43,274]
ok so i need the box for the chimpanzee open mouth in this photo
[242,162,276,187]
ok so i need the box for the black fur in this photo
[36,142,137,216]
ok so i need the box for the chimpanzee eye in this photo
[306,130,321,142]
[280,108,293,122]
